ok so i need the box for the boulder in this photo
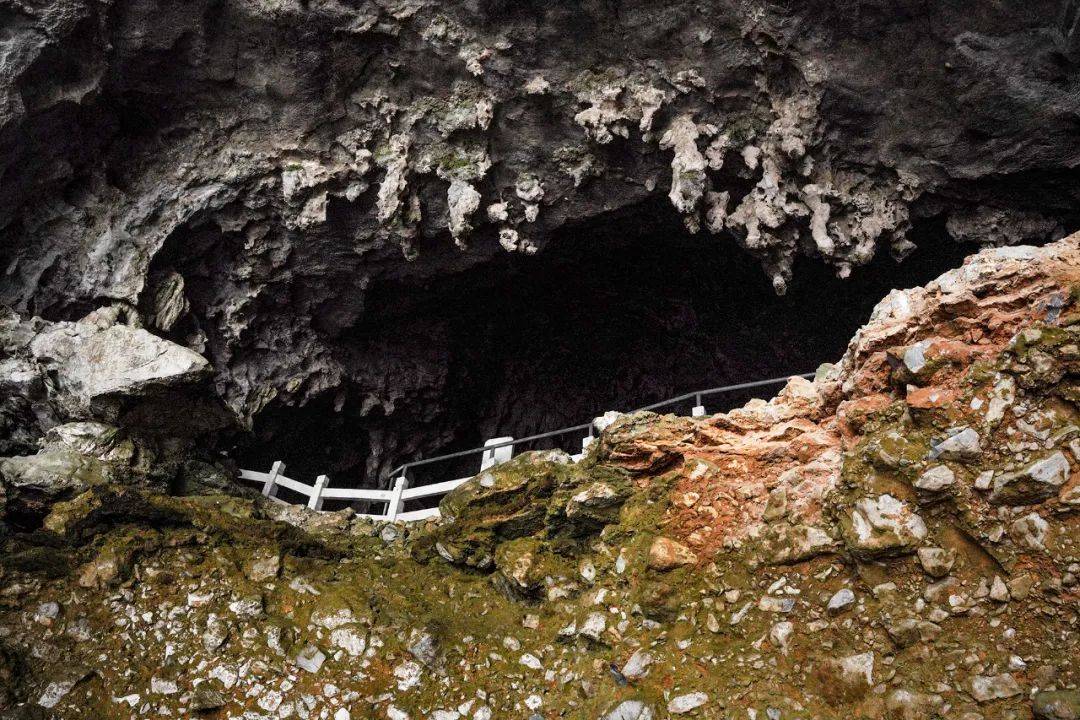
[434,452,571,569]
[0,451,109,518]
[647,536,697,571]
[842,494,927,559]
[41,422,135,464]
[991,452,1070,505]
[928,427,981,461]
[1033,690,1080,720]
[34,322,209,405]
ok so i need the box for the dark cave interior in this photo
[233,200,980,501]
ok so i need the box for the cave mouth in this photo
[234,200,976,498]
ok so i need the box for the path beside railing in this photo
[237,372,815,522]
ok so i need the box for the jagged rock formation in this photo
[0,238,1077,718]
[3,0,1080,483]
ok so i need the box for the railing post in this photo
[480,437,514,471]
[262,460,285,498]
[386,475,409,521]
[308,474,329,511]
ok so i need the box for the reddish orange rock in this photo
[647,536,698,571]
[906,385,960,409]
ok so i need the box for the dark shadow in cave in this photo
[236,199,977,495]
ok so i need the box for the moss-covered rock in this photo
[433,451,574,569]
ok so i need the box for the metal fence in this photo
[237,372,815,522]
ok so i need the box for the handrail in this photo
[238,370,818,521]
[384,372,814,479]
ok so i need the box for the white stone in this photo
[827,588,855,614]
[330,628,366,657]
[668,692,708,714]
[293,644,326,674]
[579,612,607,641]
[519,653,543,670]
[150,678,179,695]
[769,621,794,654]
[915,466,955,492]
[622,649,653,679]
[393,660,423,691]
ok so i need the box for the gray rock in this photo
[843,494,927,559]
[827,588,855,615]
[407,629,440,667]
[914,466,955,493]
[969,673,1022,703]
[0,450,108,515]
[31,319,209,406]
[668,692,708,714]
[202,616,230,652]
[1033,690,1080,720]
[930,428,981,461]
[578,612,607,641]
[1010,512,1050,550]
[622,649,653,680]
[991,452,1070,505]
[41,422,135,464]
[917,547,956,578]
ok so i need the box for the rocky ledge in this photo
[0,239,1079,718]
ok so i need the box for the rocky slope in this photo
[3,0,1080,482]
[0,239,1077,718]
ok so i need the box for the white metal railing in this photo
[237,372,815,523]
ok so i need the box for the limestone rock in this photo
[991,452,1071,505]
[0,451,108,517]
[843,494,927,559]
[916,547,956,578]
[929,428,981,461]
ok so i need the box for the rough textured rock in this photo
[0,239,1077,719]
[2,0,1079,486]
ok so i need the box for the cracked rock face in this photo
[3,0,1080,483]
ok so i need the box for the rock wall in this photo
[2,0,1080,483]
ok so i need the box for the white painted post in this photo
[308,474,329,511]
[262,461,285,498]
[386,475,409,521]
[691,405,707,417]
[480,437,514,471]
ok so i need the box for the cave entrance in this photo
[235,200,975,498]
